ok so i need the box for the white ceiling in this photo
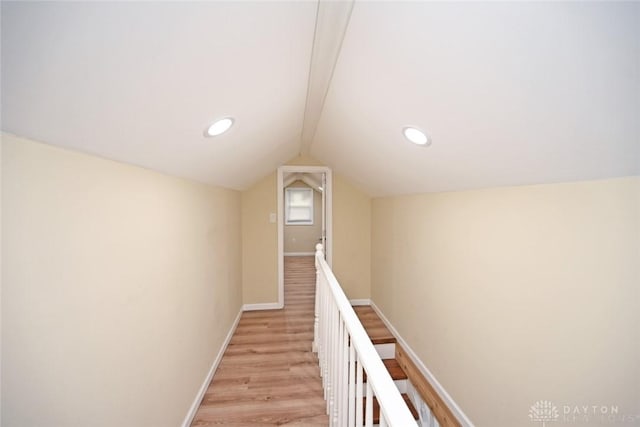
[1,1,316,189]
[2,1,639,196]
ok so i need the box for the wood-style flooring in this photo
[191,256,329,426]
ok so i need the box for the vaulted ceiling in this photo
[2,1,639,196]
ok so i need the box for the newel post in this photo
[313,243,324,353]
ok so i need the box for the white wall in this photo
[1,134,242,427]
[372,177,640,427]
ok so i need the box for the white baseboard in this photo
[369,301,475,427]
[242,302,282,311]
[349,298,371,306]
[181,308,243,427]
[284,252,315,256]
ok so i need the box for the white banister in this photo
[313,244,418,427]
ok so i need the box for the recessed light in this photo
[205,117,234,137]
[403,126,431,146]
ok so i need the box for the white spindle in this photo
[329,305,338,426]
[323,276,329,384]
[319,275,325,385]
[348,341,356,427]
[356,358,363,427]
[334,305,340,425]
[341,320,349,427]
[336,318,342,426]
[313,255,320,353]
[365,382,373,427]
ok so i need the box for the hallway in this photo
[191,256,328,426]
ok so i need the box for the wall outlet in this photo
[269,213,276,223]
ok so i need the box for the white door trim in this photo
[277,166,332,308]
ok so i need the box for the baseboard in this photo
[369,301,474,427]
[349,298,371,306]
[242,302,282,311]
[284,252,315,256]
[180,307,243,427]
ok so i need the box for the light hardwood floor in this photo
[191,256,329,426]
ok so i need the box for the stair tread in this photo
[370,393,419,423]
[363,358,408,382]
[353,306,396,344]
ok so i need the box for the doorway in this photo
[277,166,332,308]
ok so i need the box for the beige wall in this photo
[241,172,278,305]
[333,174,371,300]
[284,181,322,254]
[371,177,640,427]
[241,156,371,304]
[1,134,243,427]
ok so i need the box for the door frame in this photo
[277,165,333,308]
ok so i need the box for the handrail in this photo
[313,244,418,427]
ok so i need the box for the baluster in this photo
[333,303,340,425]
[327,299,334,420]
[356,357,363,427]
[323,278,329,381]
[365,381,373,427]
[313,268,319,353]
[322,278,329,398]
[316,273,322,368]
[325,282,331,387]
[322,277,328,383]
[334,315,343,425]
[318,277,324,382]
[341,321,349,426]
[348,337,355,427]
[313,244,322,353]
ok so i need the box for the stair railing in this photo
[313,244,418,427]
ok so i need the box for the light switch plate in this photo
[269,213,276,223]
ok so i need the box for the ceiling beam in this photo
[299,0,354,155]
